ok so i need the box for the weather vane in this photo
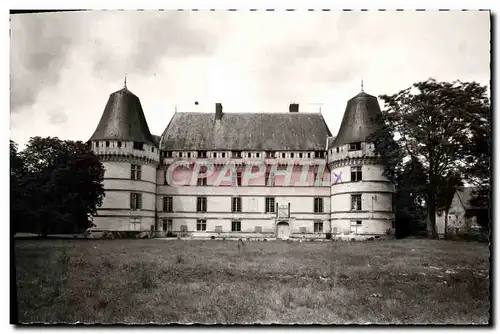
[361,78,364,92]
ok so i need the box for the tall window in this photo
[233,151,242,158]
[106,141,110,147]
[130,218,141,231]
[198,150,207,158]
[232,197,242,212]
[266,151,274,159]
[351,166,362,182]
[265,197,275,213]
[163,196,173,212]
[314,222,323,232]
[265,171,275,186]
[232,221,241,232]
[117,141,122,148]
[197,176,207,186]
[166,151,173,158]
[163,219,172,232]
[131,164,142,180]
[349,142,362,151]
[314,198,324,213]
[196,219,207,231]
[197,197,207,212]
[236,171,242,186]
[130,193,142,210]
[351,194,362,211]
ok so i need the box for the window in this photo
[356,220,362,225]
[151,147,154,152]
[351,195,362,211]
[314,222,323,232]
[130,193,142,210]
[307,153,311,158]
[163,219,172,232]
[106,141,110,147]
[291,153,294,158]
[197,197,207,212]
[256,153,260,158]
[314,198,324,213]
[349,142,362,151]
[299,153,303,158]
[232,221,241,232]
[282,153,286,158]
[266,151,274,158]
[336,147,340,153]
[237,171,242,186]
[351,166,362,182]
[166,151,173,158]
[265,171,274,186]
[163,196,173,212]
[234,151,242,158]
[187,152,191,158]
[198,151,207,158]
[117,141,122,148]
[232,197,242,212]
[133,142,144,150]
[391,220,395,229]
[197,176,207,186]
[315,151,325,158]
[248,153,252,158]
[222,152,226,158]
[130,218,141,231]
[196,219,207,231]
[265,197,275,213]
[131,164,142,180]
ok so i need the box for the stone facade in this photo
[88,86,395,240]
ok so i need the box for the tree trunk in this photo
[444,209,449,240]
[426,188,438,239]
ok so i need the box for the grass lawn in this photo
[14,238,490,325]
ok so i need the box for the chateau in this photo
[89,84,396,240]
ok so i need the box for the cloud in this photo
[10,12,82,112]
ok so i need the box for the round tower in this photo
[89,85,159,235]
[328,90,395,240]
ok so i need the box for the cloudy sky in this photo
[10,10,490,148]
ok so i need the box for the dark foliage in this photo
[10,137,105,235]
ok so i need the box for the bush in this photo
[166,231,177,238]
[210,236,215,240]
[325,233,332,240]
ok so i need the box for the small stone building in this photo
[436,187,487,237]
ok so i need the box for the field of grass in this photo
[14,238,490,324]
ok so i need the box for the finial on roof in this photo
[175,104,178,113]
[124,74,127,89]
[361,78,364,92]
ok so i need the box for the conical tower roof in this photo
[89,87,156,146]
[330,91,382,147]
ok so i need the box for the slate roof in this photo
[330,91,382,147]
[89,88,156,146]
[160,112,332,151]
[457,187,486,210]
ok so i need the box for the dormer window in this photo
[291,153,294,158]
[166,151,173,158]
[133,142,144,151]
[222,152,226,158]
[106,141,110,148]
[117,141,122,148]
[198,151,207,158]
[349,142,362,151]
[187,152,191,158]
[248,152,252,158]
[299,153,303,158]
[336,147,340,153]
[315,151,325,158]
[256,153,260,158]
[233,151,242,158]
[282,153,286,158]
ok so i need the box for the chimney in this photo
[289,103,299,112]
[215,103,223,120]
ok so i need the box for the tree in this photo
[12,137,105,235]
[369,78,490,239]
[10,140,28,235]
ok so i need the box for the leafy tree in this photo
[12,137,105,235]
[369,78,490,239]
[10,140,28,235]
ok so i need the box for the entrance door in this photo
[276,222,290,240]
